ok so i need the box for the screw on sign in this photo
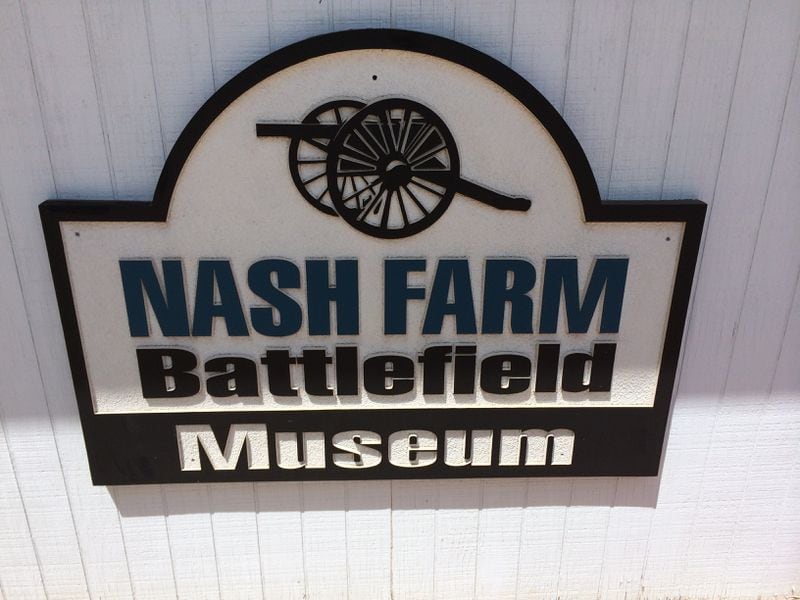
[257,97,532,239]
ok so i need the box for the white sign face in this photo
[42,30,704,484]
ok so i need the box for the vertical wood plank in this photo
[510,0,574,113]
[207,0,270,86]
[472,480,526,600]
[332,0,390,29]
[432,480,481,600]
[20,0,112,198]
[661,0,750,202]
[144,0,217,150]
[596,479,658,599]
[301,482,348,599]
[759,282,800,592]
[208,483,265,599]
[391,0,455,37]
[391,480,437,600]
[83,0,164,199]
[515,480,572,599]
[163,485,221,600]
[555,480,616,599]
[254,483,306,600]
[0,257,46,600]
[607,0,693,199]
[113,487,178,599]
[453,0,515,64]
[561,0,634,197]
[344,482,391,599]
[268,0,332,51]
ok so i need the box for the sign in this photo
[40,29,705,485]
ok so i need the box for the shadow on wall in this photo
[110,475,662,518]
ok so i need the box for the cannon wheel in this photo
[326,98,460,239]
[289,99,365,215]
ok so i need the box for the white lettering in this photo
[444,430,493,466]
[275,432,326,469]
[331,430,382,469]
[388,429,437,467]
[176,424,269,471]
[499,428,575,466]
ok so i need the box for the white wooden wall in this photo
[0,1,798,598]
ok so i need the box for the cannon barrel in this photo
[455,178,531,211]
[417,172,531,212]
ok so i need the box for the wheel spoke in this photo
[351,129,380,159]
[335,168,378,177]
[400,109,414,152]
[405,126,435,162]
[343,137,378,162]
[315,188,330,206]
[361,120,389,155]
[402,184,430,215]
[381,189,393,229]
[305,137,329,152]
[302,171,328,186]
[396,188,410,225]
[347,177,363,209]
[338,152,378,170]
[409,176,447,196]
[410,142,447,167]
[341,176,383,204]
[334,106,342,124]
[357,183,386,222]
[375,116,392,154]
[404,122,429,156]
[386,110,399,151]
[297,158,327,164]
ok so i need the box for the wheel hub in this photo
[382,158,412,189]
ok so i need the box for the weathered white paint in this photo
[0,1,797,598]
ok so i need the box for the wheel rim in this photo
[326,98,459,238]
[289,99,365,215]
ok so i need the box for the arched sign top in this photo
[154,29,602,222]
[40,29,705,485]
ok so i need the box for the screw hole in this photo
[666,237,671,241]
[372,75,377,81]
[75,232,80,237]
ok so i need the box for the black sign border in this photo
[39,29,706,485]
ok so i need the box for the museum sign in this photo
[40,30,705,484]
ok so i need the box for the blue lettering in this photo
[306,259,359,335]
[384,259,426,334]
[539,257,628,334]
[422,259,477,335]
[481,259,536,334]
[191,260,248,336]
[119,259,189,337]
[248,259,302,336]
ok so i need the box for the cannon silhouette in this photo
[257,98,531,239]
